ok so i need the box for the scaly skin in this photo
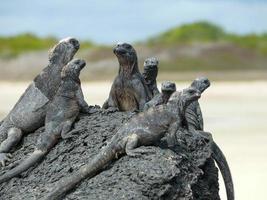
[102,43,152,111]
[0,59,92,183]
[184,77,234,200]
[185,77,210,131]
[144,81,176,110]
[142,57,159,97]
[43,87,201,200]
[0,37,80,167]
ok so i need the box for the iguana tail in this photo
[43,145,117,200]
[211,142,234,200]
[0,149,46,183]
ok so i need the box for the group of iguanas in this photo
[0,38,234,200]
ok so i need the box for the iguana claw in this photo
[0,153,12,167]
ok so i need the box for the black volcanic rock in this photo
[0,108,220,200]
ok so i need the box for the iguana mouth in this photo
[162,82,176,92]
[73,59,86,71]
[62,37,80,50]
[192,77,210,93]
[113,46,127,56]
[79,60,86,69]
[194,92,201,99]
[200,80,210,92]
[69,39,80,50]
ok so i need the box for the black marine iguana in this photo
[183,77,235,200]
[185,77,210,131]
[102,43,152,111]
[0,59,91,183]
[142,57,160,97]
[0,37,80,167]
[43,87,201,200]
[144,81,176,110]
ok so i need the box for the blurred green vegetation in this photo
[0,22,266,80]
[1,22,266,58]
[0,33,94,58]
[147,21,267,55]
[148,21,225,44]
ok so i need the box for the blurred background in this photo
[0,0,266,199]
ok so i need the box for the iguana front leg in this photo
[125,133,140,157]
[102,83,120,111]
[0,128,22,166]
[60,120,76,139]
[102,96,119,113]
[133,79,150,111]
[125,131,155,157]
[76,87,96,114]
[166,122,179,148]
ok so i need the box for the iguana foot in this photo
[87,108,99,114]
[126,148,154,157]
[5,159,20,170]
[61,129,80,139]
[131,109,140,114]
[103,107,119,114]
[196,131,212,143]
[0,153,12,167]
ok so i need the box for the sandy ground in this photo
[0,81,266,200]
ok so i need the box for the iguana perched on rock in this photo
[183,77,235,200]
[185,77,210,131]
[144,81,176,110]
[142,57,160,97]
[0,59,91,183]
[43,87,201,200]
[102,43,152,111]
[0,37,80,167]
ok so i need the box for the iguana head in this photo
[161,81,176,93]
[190,77,210,93]
[168,87,201,113]
[113,42,139,76]
[49,37,80,65]
[143,57,159,83]
[61,59,86,81]
[181,87,201,106]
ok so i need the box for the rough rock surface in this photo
[0,108,220,200]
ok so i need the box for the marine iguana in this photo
[102,43,152,111]
[142,57,160,97]
[185,77,210,131]
[0,37,80,167]
[0,59,90,183]
[144,81,176,110]
[183,77,235,200]
[43,87,201,200]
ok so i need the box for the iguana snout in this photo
[49,37,80,65]
[113,43,137,65]
[185,87,201,101]
[61,59,86,78]
[143,57,159,83]
[144,57,159,68]
[191,77,210,93]
[161,81,176,93]
[59,37,80,50]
